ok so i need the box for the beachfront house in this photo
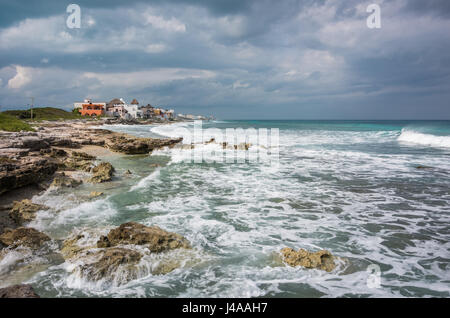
[124,99,143,119]
[140,104,155,119]
[105,98,143,119]
[74,99,106,117]
[105,98,127,118]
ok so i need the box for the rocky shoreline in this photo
[0,119,341,297]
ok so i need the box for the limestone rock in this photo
[9,199,49,224]
[106,135,182,154]
[88,162,114,183]
[89,191,104,198]
[0,284,40,298]
[234,143,251,150]
[0,157,58,195]
[46,148,68,158]
[50,173,82,188]
[79,248,143,283]
[97,222,191,252]
[63,151,96,172]
[0,227,50,250]
[60,234,91,260]
[280,247,336,272]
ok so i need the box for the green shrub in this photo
[0,113,34,132]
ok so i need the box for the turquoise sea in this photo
[3,120,449,297]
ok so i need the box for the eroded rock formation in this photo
[0,284,40,298]
[0,227,50,250]
[88,162,115,183]
[97,222,191,252]
[280,247,337,272]
[9,199,49,224]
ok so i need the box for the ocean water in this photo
[3,120,450,297]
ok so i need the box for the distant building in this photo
[124,98,142,119]
[74,99,106,116]
[140,104,155,119]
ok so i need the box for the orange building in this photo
[79,103,105,116]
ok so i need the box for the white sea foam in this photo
[398,129,450,148]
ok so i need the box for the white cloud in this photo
[8,65,32,89]
[144,14,186,32]
[232,80,250,89]
[145,43,167,53]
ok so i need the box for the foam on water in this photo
[398,129,450,148]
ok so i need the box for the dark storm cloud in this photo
[0,0,449,119]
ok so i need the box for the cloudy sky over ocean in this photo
[0,0,449,119]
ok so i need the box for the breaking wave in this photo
[398,129,450,148]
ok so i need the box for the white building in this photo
[123,98,143,119]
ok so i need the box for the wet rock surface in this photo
[0,227,50,250]
[88,162,115,183]
[9,199,49,224]
[50,173,82,188]
[89,191,104,198]
[106,135,183,154]
[61,223,195,285]
[63,151,96,172]
[0,284,40,298]
[280,247,337,272]
[79,248,143,283]
[97,222,191,252]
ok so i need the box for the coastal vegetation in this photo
[0,113,34,132]
[3,107,82,121]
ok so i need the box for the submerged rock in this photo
[280,247,336,272]
[97,222,191,252]
[0,227,50,250]
[89,191,104,198]
[0,284,40,298]
[88,162,115,183]
[9,199,49,224]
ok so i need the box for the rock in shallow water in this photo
[50,173,82,188]
[61,223,195,286]
[79,248,143,283]
[0,284,40,298]
[89,191,104,198]
[9,199,49,224]
[88,162,115,183]
[280,247,337,272]
[97,222,191,252]
[0,227,50,250]
[106,135,183,154]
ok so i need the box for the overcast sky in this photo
[0,0,449,119]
